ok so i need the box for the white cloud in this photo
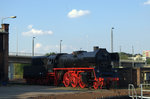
[35,43,42,49]
[27,25,33,29]
[22,25,53,36]
[34,44,77,54]
[68,9,90,18]
[144,0,150,5]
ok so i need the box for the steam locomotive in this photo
[23,47,119,89]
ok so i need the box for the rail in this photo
[128,84,150,99]
[128,84,138,99]
[9,52,44,56]
[121,59,145,63]
[139,84,150,99]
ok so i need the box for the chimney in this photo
[1,24,9,32]
[93,46,99,51]
[0,23,9,82]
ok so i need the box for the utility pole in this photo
[32,37,35,56]
[111,27,114,53]
[60,40,62,53]
[119,46,121,67]
[111,27,114,68]
[16,29,18,56]
[132,46,134,68]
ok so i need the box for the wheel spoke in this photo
[93,81,99,90]
[63,72,70,87]
[71,73,77,88]
[78,75,86,88]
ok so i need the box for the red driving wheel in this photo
[78,74,86,88]
[63,72,70,87]
[93,81,99,90]
[71,73,78,88]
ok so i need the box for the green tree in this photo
[45,52,56,56]
[14,63,30,79]
[146,58,150,64]
[119,52,131,60]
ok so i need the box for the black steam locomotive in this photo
[23,47,119,89]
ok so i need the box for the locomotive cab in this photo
[94,49,119,79]
[23,56,48,79]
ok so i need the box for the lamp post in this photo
[1,16,17,24]
[32,37,36,56]
[111,27,114,53]
[119,46,122,67]
[1,16,17,55]
[132,46,134,68]
[16,29,18,56]
[60,40,62,53]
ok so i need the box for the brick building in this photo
[0,24,9,82]
[143,50,150,58]
[118,67,150,88]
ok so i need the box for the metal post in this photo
[111,27,114,53]
[60,40,62,53]
[1,18,4,24]
[132,46,134,68]
[119,46,121,67]
[16,30,18,56]
[132,85,134,98]
[32,37,35,56]
[141,84,143,99]
[145,58,147,66]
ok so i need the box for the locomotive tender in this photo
[23,47,119,89]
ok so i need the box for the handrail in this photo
[128,84,138,99]
[129,84,150,99]
[139,84,150,99]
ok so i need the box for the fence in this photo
[128,84,150,99]
[139,84,150,99]
[9,52,44,56]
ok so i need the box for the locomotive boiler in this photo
[23,47,119,89]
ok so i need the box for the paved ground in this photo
[0,85,86,99]
[0,85,129,99]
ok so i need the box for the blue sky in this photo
[1,0,150,54]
